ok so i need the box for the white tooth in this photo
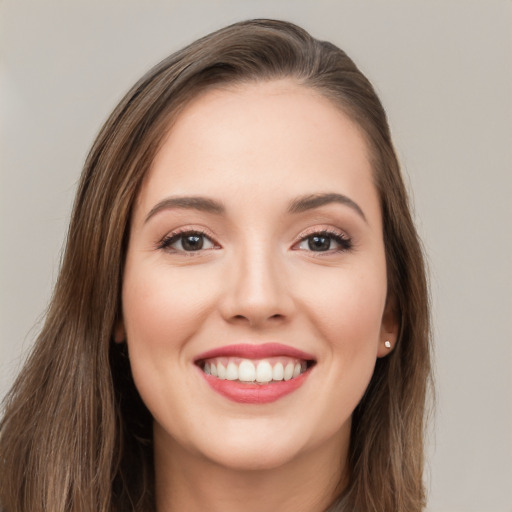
[226,362,239,381]
[284,363,294,381]
[272,362,284,381]
[204,362,211,375]
[256,361,273,383]
[293,363,301,378]
[210,363,218,377]
[239,360,256,382]
[217,362,227,380]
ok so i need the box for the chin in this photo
[160,417,314,472]
[201,440,307,472]
[193,417,347,473]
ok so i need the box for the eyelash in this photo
[293,229,353,254]
[157,229,217,254]
[156,228,352,254]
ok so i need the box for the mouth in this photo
[197,357,314,384]
[194,343,316,403]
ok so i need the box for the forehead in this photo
[135,80,380,224]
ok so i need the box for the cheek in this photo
[120,264,218,431]
[302,267,386,341]
[121,264,216,359]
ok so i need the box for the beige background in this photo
[1,1,511,510]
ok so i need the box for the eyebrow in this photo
[288,193,367,222]
[145,192,366,224]
[145,196,225,223]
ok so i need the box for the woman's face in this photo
[119,80,397,471]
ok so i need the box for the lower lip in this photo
[199,369,311,404]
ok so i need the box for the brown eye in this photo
[160,231,216,252]
[307,235,331,251]
[181,234,204,251]
[296,231,352,253]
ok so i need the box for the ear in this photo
[377,295,399,358]
[113,318,126,343]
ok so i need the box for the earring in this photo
[384,340,391,349]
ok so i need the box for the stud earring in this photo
[384,340,391,349]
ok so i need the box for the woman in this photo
[0,19,431,512]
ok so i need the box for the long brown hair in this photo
[0,19,431,512]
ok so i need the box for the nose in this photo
[219,246,294,328]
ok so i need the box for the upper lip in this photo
[194,343,316,362]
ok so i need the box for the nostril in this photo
[269,313,285,320]
[230,313,285,323]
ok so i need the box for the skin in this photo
[118,80,397,512]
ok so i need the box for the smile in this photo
[194,343,316,404]
[201,357,309,384]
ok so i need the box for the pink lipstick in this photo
[194,343,315,404]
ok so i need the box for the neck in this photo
[154,425,350,512]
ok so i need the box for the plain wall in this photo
[1,1,511,511]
